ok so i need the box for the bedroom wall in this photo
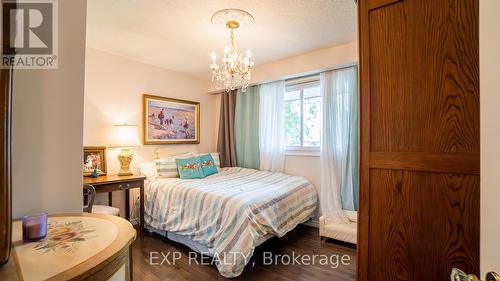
[214,41,358,212]
[480,0,500,275]
[250,41,357,85]
[12,0,87,218]
[84,48,217,218]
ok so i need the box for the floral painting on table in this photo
[143,94,200,144]
[34,221,96,254]
[83,146,107,176]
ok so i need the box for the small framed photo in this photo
[83,146,107,176]
[143,94,200,144]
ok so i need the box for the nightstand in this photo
[83,174,146,234]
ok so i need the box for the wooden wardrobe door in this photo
[0,67,12,266]
[357,0,479,280]
[0,0,14,265]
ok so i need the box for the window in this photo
[284,77,321,151]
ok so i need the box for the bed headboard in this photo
[154,148,198,160]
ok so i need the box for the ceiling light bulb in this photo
[246,49,252,58]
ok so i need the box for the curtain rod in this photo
[208,62,358,95]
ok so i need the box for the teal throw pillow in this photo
[199,154,218,176]
[176,156,205,179]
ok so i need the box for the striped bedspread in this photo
[145,167,318,278]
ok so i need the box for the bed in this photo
[144,166,318,278]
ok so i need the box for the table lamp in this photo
[109,124,141,176]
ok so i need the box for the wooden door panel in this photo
[368,0,479,153]
[368,169,479,280]
[358,0,479,279]
[367,0,402,11]
[0,67,12,266]
[0,1,14,265]
[369,152,479,175]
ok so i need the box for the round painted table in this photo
[2,213,136,281]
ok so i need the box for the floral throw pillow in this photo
[176,156,205,179]
[199,154,218,176]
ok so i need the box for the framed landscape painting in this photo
[143,94,200,144]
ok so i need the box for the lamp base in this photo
[117,148,133,176]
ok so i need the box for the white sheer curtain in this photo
[259,81,286,172]
[320,67,357,223]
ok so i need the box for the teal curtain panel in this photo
[234,86,260,169]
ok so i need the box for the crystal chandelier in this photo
[209,9,255,92]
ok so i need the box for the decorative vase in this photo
[117,148,134,176]
[91,169,100,178]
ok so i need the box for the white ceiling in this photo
[86,0,357,80]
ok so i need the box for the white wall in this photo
[12,0,87,219]
[250,41,358,85]
[480,0,500,275]
[84,48,217,217]
[283,155,323,200]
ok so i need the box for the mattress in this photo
[144,167,318,278]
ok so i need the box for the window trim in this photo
[285,150,320,157]
[284,77,321,152]
[285,146,320,157]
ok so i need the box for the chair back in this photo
[83,184,96,213]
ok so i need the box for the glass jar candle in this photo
[22,213,48,242]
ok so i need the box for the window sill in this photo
[285,150,320,157]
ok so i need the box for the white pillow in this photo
[139,162,158,179]
[155,149,198,160]
[156,153,193,177]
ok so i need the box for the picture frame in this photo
[143,94,200,145]
[83,146,107,176]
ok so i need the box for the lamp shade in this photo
[109,125,141,148]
